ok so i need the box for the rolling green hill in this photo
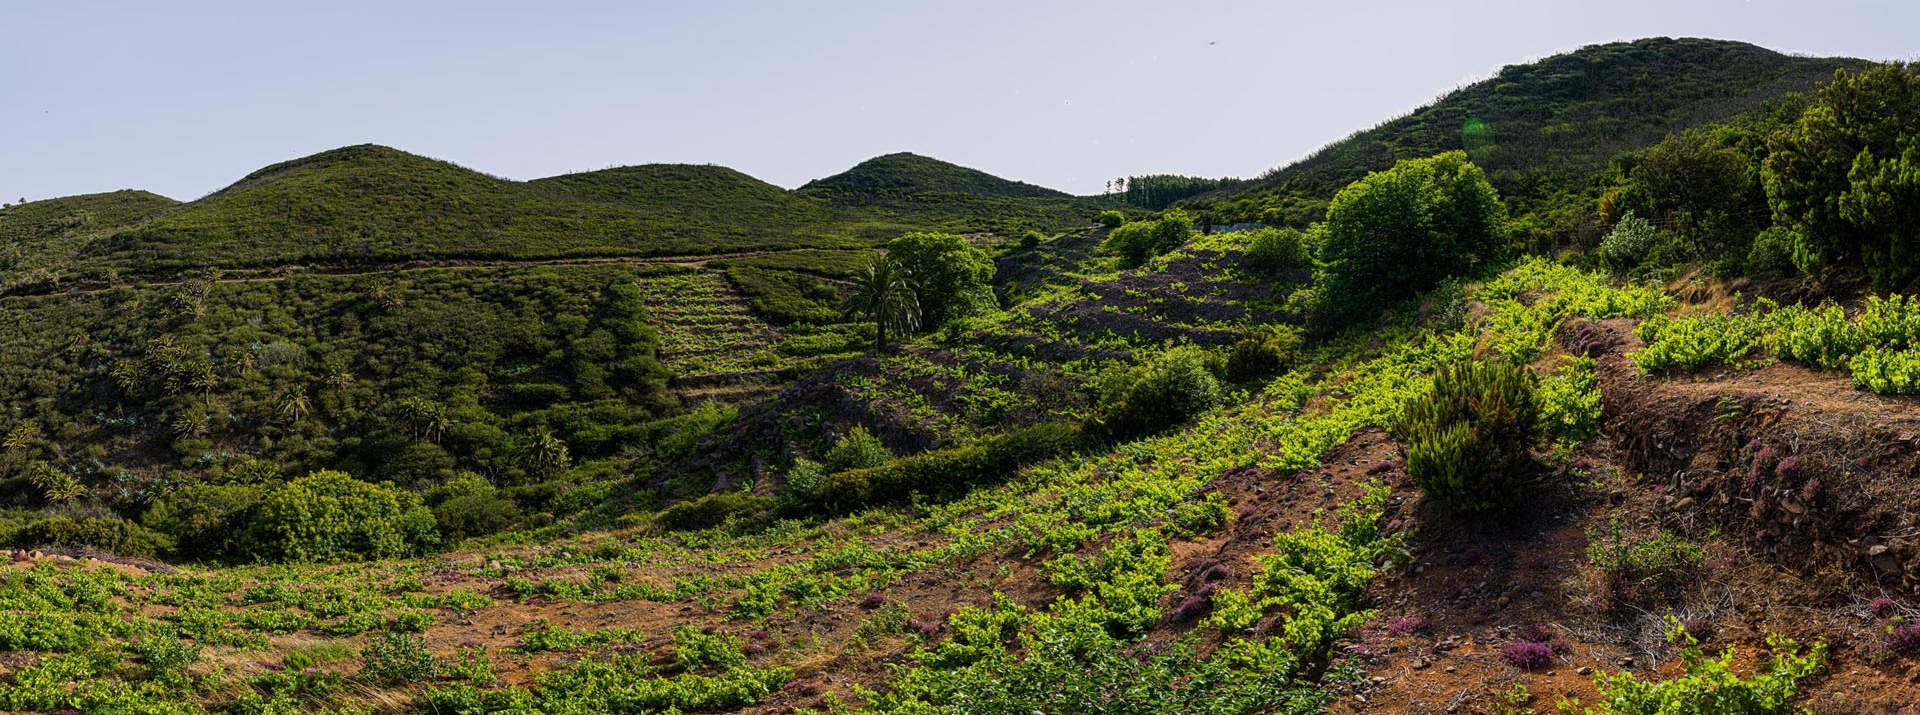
[76,145,858,276]
[798,152,1120,235]
[0,189,179,287]
[1194,37,1869,225]
[527,163,832,234]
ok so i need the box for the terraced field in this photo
[636,269,787,404]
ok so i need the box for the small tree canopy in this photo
[885,232,996,326]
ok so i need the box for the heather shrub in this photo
[1241,227,1311,275]
[1396,360,1540,514]
[1093,345,1223,437]
[655,493,776,532]
[1223,325,1302,382]
[243,470,439,563]
[823,425,893,474]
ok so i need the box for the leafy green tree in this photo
[1627,129,1756,256]
[1311,151,1507,327]
[1764,63,1920,286]
[884,232,995,326]
[1097,210,1127,228]
[840,256,921,353]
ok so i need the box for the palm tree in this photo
[840,257,921,353]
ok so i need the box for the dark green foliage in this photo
[1018,230,1044,248]
[141,482,266,559]
[822,425,894,473]
[428,475,521,538]
[1224,326,1303,382]
[796,152,1116,235]
[810,422,1081,511]
[0,190,178,289]
[710,249,875,326]
[0,264,677,511]
[1747,226,1800,275]
[885,232,997,326]
[654,492,776,532]
[1763,63,1920,287]
[1110,174,1240,210]
[1240,227,1312,276]
[361,632,437,685]
[1196,38,1864,229]
[1312,152,1507,327]
[1396,360,1541,515]
[1105,210,1196,268]
[1093,345,1222,437]
[6,515,174,557]
[1621,129,1762,259]
[243,470,439,563]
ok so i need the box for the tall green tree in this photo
[1627,129,1757,257]
[884,232,995,326]
[1311,151,1506,327]
[841,256,921,353]
[1764,63,1920,286]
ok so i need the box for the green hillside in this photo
[1195,37,1868,225]
[0,189,179,289]
[75,145,858,277]
[798,152,1120,235]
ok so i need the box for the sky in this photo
[4,1,1918,203]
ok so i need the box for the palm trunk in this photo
[874,321,887,353]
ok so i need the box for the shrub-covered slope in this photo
[1195,38,1867,224]
[0,190,179,289]
[798,152,1119,235]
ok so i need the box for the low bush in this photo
[1396,360,1540,514]
[823,425,893,473]
[361,632,437,685]
[1241,227,1311,276]
[1093,345,1223,437]
[1566,620,1824,715]
[1587,520,1702,609]
[140,482,266,559]
[1096,210,1127,228]
[655,492,776,532]
[809,422,1081,511]
[1223,325,1302,382]
[8,515,174,557]
[243,470,439,563]
[1746,226,1799,276]
[1597,211,1664,270]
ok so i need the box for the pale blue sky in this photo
[4,1,1916,203]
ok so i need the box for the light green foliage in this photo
[655,493,776,532]
[517,619,645,653]
[1044,529,1178,635]
[1105,210,1196,268]
[1538,356,1603,443]
[1632,312,1770,374]
[1597,211,1665,270]
[1398,361,1541,514]
[1168,491,1234,538]
[885,232,997,326]
[672,624,749,670]
[1097,209,1127,228]
[1312,151,1506,327]
[246,471,439,563]
[1565,620,1824,715]
[823,425,894,474]
[1851,345,1920,394]
[1478,257,1674,362]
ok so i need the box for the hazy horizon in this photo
[6,1,1918,204]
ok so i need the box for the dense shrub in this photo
[1096,210,1127,228]
[1240,227,1311,275]
[655,492,776,532]
[1312,152,1506,328]
[1597,211,1665,270]
[244,470,439,563]
[1396,360,1540,514]
[141,482,266,559]
[1746,225,1800,276]
[7,516,173,557]
[1223,326,1302,382]
[822,425,894,474]
[1764,63,1920,288]
[361,632,437,685]
[809,422,1081,511]
[433,494,521,538]
[1105,210,1195,268]
[1093,345,1222,437]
